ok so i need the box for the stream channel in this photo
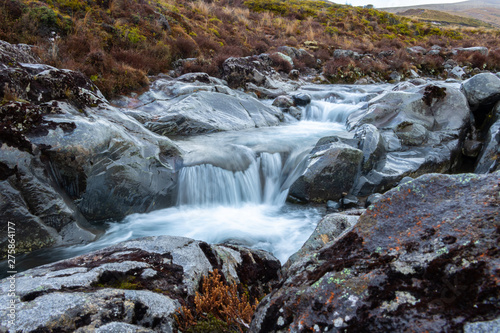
[1,84,389,275]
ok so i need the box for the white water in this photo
[1,85,383,274]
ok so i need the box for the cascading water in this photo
[2,84,383,273]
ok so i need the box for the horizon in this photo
[328,0,468,8]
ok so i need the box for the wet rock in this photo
[475,102,500,173]
[289,69,300,80]
[365,193,383,207]
[272,95,294,109]
[289,142,363,203]
[340,194,360,209]
[145,91,283,136]
[463,139,483,158]
[0,40,183,255]
[354,124,385,173]
[462,73,500,111]
[395,122,428,146]
[285,213,359,271]
[345,82,470,196]
[250,172,500,333]
[292,93,312,106]
[0,236,281,332]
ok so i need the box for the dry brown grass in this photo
[175,269,259,332]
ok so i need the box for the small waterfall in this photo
[302,100,361,123]
[177,152,296,207]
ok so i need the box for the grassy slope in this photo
[395,9,493,28]
[0,0,499,98]
[382,1,500,28]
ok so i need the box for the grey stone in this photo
[449,66,466,80]
[289,142,363,203]
[464,317,500,333]
[284,213,359,271]
[366,193,383,207]
[461,73,500,110]
[145,91,283,136]
[475,102,500,173]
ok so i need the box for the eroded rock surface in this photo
[0,236,281,332]
[251,172,500,332]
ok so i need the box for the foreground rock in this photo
[0,236,281,332]
[251,171,500,332]
[0,41,182,257]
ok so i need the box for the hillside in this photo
[0,0,499,97]
[382,0,500,28]
[395,8,494,28]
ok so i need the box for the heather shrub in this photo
[270,52,293,73]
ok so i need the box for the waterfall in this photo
[177,152,296,207]
[302,100,361,123]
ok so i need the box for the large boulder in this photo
[0,41,182,257]
[250,171,500,332]
[145,91,283,136]
[461,73,500,112]
[119,75,285,136]
[345,82,471,195]
[0,236,281,332]
[289,141,363,203]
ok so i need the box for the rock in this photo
[395,122,428,146]
[222,54,283,89]
[475,102,500,173]
[389,71,401,83]
[272,95,294,109]
[289,69,300,80]
[287,106,302,120]
[427,49,441,56]
[277,46,312,60]
[327,200,341,212]
[144,90,283,136]
[398,176,414,185]
[354,124,385,173]
[289,141,363,203]
[453,46,489,56]
[273,52,293,67]
[333,49,360,60]
[0,40,183,256]
[348,83,470,132]
[340,194,359,209]
[0,236,281,332]
[284,213,359,271]
[464,317,500,333]
[303,40,319,51]
[250,172,500,333]
[291,93,312,106]
[407,46,427,55]
[463,139,483,157]
[461,73,500,111]
[410,69,420,78]
[449,66,466,80]
[365,193,383,207]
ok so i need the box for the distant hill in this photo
[394,8,494,28]
[382,0,500,28]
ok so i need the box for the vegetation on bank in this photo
[175,269,259,332]
[0,0,499,97]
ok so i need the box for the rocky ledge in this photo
[0,236,280,332]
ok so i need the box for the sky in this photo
[329,0,466,8]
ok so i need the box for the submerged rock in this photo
[0,236,281,332]
[250,172,500,332]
